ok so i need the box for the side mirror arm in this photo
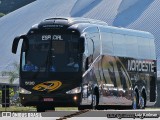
[12,35,29,54]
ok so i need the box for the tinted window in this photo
[84,27,100,59]
[149,39,156,60]
[138,37,150,59]
[101,32,113,55]
[21,33,80,73]
[125,35,138,58]
[112,34,126,57]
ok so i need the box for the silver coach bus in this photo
[80,22,156,110]
[12,17,156,111]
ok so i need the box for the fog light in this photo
[22,97,25,100]
[73,96,77,101]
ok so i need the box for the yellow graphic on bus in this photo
[32,80,62,92]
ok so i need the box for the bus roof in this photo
[31,17,108,30]
[34,17,154,39]
[30,17,156,60]
[99,25,154,39]
[45,17,108,26]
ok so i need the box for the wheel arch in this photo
[141,86,147,106]
[134,86,139,104]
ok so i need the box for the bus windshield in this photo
[21,32,80,73]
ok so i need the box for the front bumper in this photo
[20,93,81,107]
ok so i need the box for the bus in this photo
[12,17,157,111]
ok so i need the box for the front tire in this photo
[91,94,97,109]
[91,91,99,110]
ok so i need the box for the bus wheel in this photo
[91,93,98,110]
[139,94,145,109]
[132,91,139,109]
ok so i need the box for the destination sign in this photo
[42,35,63,41]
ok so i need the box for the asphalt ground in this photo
[1,108,160,120]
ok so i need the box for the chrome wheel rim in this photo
[92,94,96,109]
[139,96,145,109]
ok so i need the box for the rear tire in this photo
[132,91,139,109]
[139,94,145,109]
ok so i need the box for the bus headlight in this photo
[66,87,81,94]
[19,87,31,94]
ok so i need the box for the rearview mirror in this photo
[79,37,84,53]
[12,35,29,54]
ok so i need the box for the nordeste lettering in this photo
[128,60,154,72]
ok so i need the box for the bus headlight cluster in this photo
[66,87,81,94]
[19,87,32,94]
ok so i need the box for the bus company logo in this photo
[128,59,155,72]
[32,80,62,92]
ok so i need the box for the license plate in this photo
[43,98,54,102]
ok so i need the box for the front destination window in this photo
[21,32,80,73]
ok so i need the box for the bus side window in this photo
[90,32,100,59]
[22,52,26,71]
[101,32,113,55]
[86,35,94,57]
[84,36,89,56]
[125,35,138,58]
[138,37,150,59]
[149,39,156,60]
[21,42,27,71]
[112,33,126,57]
[84,26,100,59]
